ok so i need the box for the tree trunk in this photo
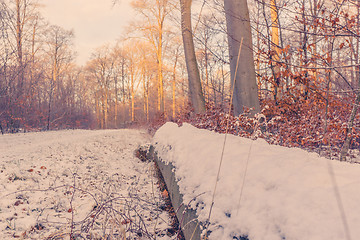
[224,0,260,116]
[172,75,176,119]
[340,40,360,161]
[95,92,101,128]
[158,36,165,114]
[142,64,148,122]
[16,0,24,96]
[47,52,58,131]
[340,91,360,161]
[47,89,52,130]
[204,31,209,104]
[114,75,118,128]
[146,92,149,121]
[131,67,135,122]
[104,89,108,129]
[256,1,262,98]
[270,0,281,100]
[172,49,179,119]
[301,0,309,98]
[180,0,206,114]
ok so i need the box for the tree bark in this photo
[172,49,179,119]
[270,0,281,100]
[224,0,260,116]
[180,0,206,114]
[158,34,165,114]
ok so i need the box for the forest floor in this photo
[0,129,175,239]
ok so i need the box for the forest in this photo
[0,0,359,160]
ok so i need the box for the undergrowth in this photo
[149,94,360,161]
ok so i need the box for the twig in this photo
[69,173,77,239]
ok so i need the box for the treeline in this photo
[0,0,230,131]
[0,0,93,131]
[1,0,359,152]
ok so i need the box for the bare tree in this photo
[113,46,130,126]
[131,0,174,115]
[224,0,260,116]
[270,0,281,100]
[86,45,115,129]
[180,0,206,114]
[45,25,74,130]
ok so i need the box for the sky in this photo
[41,0,134,66]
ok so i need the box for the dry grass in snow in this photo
[0,129,173,239]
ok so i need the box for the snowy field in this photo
[153,123,360,240]
[0,129,171,239]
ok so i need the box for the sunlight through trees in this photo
[0,0,359,159]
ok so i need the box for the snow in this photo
[153,122,360,240]
[0,129,171,239]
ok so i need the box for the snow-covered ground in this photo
[153,123,360,240]
[0,129,171,239]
